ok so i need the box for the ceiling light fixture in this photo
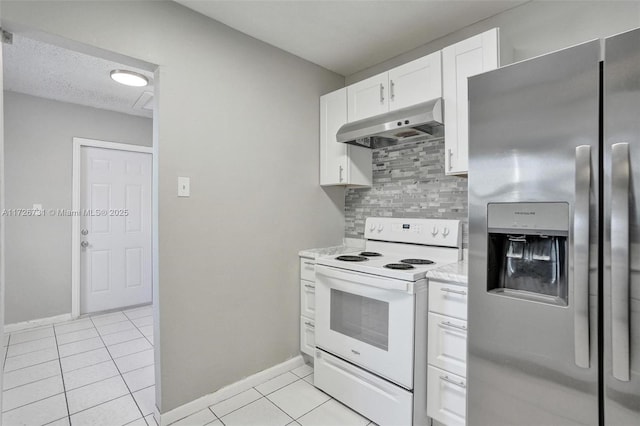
[110,70,149,87]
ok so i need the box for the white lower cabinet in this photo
[300,255,316,356]
[427,312,467,377]
[427,365,467,426]
[428,279,468,426]
[301,280,315,319]
[300,317,316,356]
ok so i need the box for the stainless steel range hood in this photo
[336,98,443,149]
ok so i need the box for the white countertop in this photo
[298,240,363,260]
[426,260,468,285]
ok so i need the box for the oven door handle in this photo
[315,264,411,293]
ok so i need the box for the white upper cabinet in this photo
[347,72,389,122]
[388,52,442,111]
[348,51,442,122]
[320,88,372,187]
[443,28,499,175]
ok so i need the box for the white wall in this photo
[2,0,345,413]
[3,91,152,324]
[347,1,640,84]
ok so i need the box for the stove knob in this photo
[377,224,384,232]
[369,223,376,232]
[431,226,438,236]
[442,227,450,237]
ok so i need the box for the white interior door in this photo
[80,146,152,314]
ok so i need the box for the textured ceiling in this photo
[175,0,527,76]
[3,35,154,118]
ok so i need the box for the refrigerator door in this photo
[467,41,600,425]
[604,27,640,424]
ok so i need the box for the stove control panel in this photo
[364,217,462,248]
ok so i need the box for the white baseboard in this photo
[4,313,74,334]
[158,355,305,426]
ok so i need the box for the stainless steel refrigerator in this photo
[467,28,640,425]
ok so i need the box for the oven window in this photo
[329,289,389,351]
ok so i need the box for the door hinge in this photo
[1,30,13,45]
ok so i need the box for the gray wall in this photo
[3,91,152,324]
[345,137,468,246]
[2,0,345,413]
[347,1,640,84]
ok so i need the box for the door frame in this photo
[71,137,153,318]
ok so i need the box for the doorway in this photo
[72,138,153,316]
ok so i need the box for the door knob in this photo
[81,229,88,236]
[81,241,89,248]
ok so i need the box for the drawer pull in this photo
[440,321,467,332]
[304,321,315,328]
[440,375,466,389]
[304,261,315,266]
[304,284,315,289]
[440,287,467,296]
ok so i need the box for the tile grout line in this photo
[289,397,332,422]
[3,333,11,371]
[90,313,148,421]
[125,315,154,347]
[210,376,303,422]
[1,390,65,414]
[51,323,72,423]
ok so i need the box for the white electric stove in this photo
[313,217,462,426]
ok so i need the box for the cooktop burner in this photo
[360,252,382,257]
[384,263,415,270]
[401,258,435,265]
[336,255,369,262]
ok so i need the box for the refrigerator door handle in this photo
[611,142,630,382]
[574,145,591,368]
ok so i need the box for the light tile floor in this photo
[2,306,155,426]
[3,308,374,426]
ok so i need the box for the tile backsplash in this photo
[344,137,469,247]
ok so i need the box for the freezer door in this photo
[467,40,601,425]
[604,27,640,425]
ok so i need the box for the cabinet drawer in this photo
[301,280,315,319]
[300,316,315,356]
[427,365,466,426]
[428,313,467,377]
[429,281,468,320]
[300,258,316,282]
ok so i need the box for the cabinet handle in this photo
[447,148,453,171]
[304,321,315,328]
[440,287,467,296]
[380,83,385,104]
[440,321,467,332]
[390,80,395,101]
[339,165,344,182]
[440,375,466,389]
[303,261,314,266]
[304,284,315,289]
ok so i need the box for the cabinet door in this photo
[427,365,467,426]
[428,312,467,377]
[320,88,348,185]
[300,317,315,356]
[443,28,499,175]
[301,280,315,319]
[347,72,388,121]
[389,51,442,111]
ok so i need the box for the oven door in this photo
[315,264,415,389]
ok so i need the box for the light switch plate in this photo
[178,177,190,197]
